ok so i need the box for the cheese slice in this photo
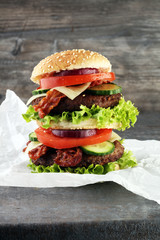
[109,131,121,142]
[26,82,91,105]
[26,93,47,106]
[25,141,42,154]
[53,82,90,100]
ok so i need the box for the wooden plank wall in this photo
[0,0,160,112]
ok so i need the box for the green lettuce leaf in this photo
[22,105,40,122]
[28,150,137,174]
[23,98,139,131]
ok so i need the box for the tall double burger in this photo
[23,49,139,174]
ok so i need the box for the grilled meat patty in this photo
[30,140,124,168]
[32,93,121,115]
[31,148,57,166]
[78,140,124,167]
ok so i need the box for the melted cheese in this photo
[53,82,90,100]
[26,93,47,106]
[25,141,42,154]
[109,131,121,142]
[26,82,90,105]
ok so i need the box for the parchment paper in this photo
[0,90,160,204]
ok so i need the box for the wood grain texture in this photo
[1,182,160,239]
[0,0,160,32]
[0,0,160,112]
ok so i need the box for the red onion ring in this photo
[52,129,97,138]
[53,68,99,77]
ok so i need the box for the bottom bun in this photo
[36,119,122,130]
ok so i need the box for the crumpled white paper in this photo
[0,90,160,204]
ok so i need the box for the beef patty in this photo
[30,140,124,168]
[32,93,121,115]
[78,140,124,167]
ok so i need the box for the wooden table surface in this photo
[0,0,160,239]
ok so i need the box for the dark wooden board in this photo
[0,0,160,32]
[0,182,160,240]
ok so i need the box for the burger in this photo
[23,49,139,174]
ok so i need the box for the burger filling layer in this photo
[26,140,124,168]
[31,93,121,115]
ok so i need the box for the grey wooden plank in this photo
[0,182,160,224]
[0,0,160,32]
[0,183,160,240]
[120,112,160,141]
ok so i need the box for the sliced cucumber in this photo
[81,141,115,156]
[86,83,122,95]
[32,89,50,95]
[29,132,38,142]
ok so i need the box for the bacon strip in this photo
[28,144,49,161]
[33,89,65,118]
[89,79,110,88]
[54,148,82,167]
[27,144,82,167]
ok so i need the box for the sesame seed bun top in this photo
[31,49,112,84]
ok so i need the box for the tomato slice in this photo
[35,127,112,149]
[40,72,115,89]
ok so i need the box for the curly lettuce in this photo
[28,150,137,174]
[22,98,139,131]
